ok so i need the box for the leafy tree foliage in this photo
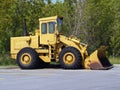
[0,0,120,57]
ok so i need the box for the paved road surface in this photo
[0,65,120,90]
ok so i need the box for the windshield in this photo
[57,18,63,32]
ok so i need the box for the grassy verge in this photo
[109,56,120,64]
[0,53,16,66]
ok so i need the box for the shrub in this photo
[0,52,16,66]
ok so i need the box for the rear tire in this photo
[59,47,82,69]
[17,47,39,69]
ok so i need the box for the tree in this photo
[0,0,120,58]
[0,0,46,52]
[80,0,117,52]
[110,0,120,57]
[0,0,14,53]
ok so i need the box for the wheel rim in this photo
[20,53,32,65]
[63,52,75,65]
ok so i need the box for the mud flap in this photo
[84,46,113,70]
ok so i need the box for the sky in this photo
[52,0,64,3]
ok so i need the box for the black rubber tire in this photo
[17,47,39,69]
[59,46,82,69]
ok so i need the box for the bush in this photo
[0,52,16,66]
[109,56,120,64]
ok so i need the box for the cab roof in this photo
[39,16,63,21]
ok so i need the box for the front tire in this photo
[59,47,82,69]
[17,47,39,69]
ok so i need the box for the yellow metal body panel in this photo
[36,49,50,62]
[36,49,49,53]
[40,33,57,45]
[11,36,39,59]
[39,16,58,22]
[39,55,50,62]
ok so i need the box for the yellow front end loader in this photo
[10,16,113,69]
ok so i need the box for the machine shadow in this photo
[37,63,62,69]
[37,64,85,70]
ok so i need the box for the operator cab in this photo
[39,16,63,45]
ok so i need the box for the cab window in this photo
[41,23,47,34]
[57,18,63,32]
[48,22,55,34]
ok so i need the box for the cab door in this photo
[40,21,57,45]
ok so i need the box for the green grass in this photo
[0,53,16,66]
[109,56,120,64]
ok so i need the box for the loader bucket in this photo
[84,46,113,70]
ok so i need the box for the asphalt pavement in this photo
[0,65,120,90]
